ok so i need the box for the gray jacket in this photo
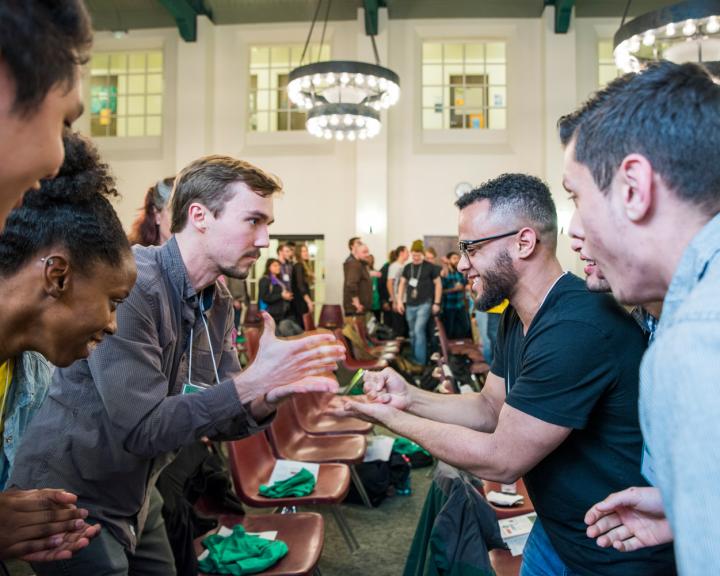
[10,237,265,551]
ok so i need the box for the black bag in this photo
[346,453,411,507]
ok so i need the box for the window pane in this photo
[128,75,146,95]
[443,44,463,64]
[147,51,163,72]
[116,117,127,137]
[117,96,127,115]
[147,95,162,115]
[128,95,145,115]
[127,116,145,136]
[147,74,162,93]
[489,108,506,130]
[271,46,290,67]
[250,46,270,66]
[92,53,110,72]
[465,44,484,63]
[423,108,443,130]
[146,116,162,136]
[117,75,127,94]
[486,64,506,85]
[423,64,443,85]
[110,53,127,74]
[423,43,442,63]
[256,90,272,112]
[422,86,443,108]
[489,86,506,108]
[486,43,506,63]
[463,86,487,109]
[129,52,146,72]
[598,40,614,61]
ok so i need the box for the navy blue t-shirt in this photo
[491,273,675,576]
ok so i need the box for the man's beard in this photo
[219,249,260,280]
[474,249,517,311]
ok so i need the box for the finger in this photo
[289,332,340,351]
[585,502,620,526]
[293,344,346,363]
[594,488,642,512]
[15,517,90,543]
[613,536,644,553]
[596,524,633,548]
[7,489,79,513]
[260,312,277,337]
[586,512,622,538]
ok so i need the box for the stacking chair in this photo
[353,316,400,356]
[195,512,324,576]
[292,393,373,436]
[244,303,263,328]
[435,317,488,378]
[333,329,389,371]
[318,304,344,330]
[269,402,373,509]
[302,312,316,332]
[243,326,261,363]
[225,432,359,551]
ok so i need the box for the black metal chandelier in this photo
[288,0,400,141]
[614,0,720,72]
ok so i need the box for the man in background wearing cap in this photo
[395,240,441,365]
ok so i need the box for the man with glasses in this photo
[338,173,675,575]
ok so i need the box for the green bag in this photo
[198,525,288,575]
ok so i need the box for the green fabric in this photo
[371,276,381,310]
[198,525,288,575]
[258,467,316,498]
[393,437,431,458]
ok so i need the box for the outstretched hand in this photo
[362,368,412,411]
[585,486,673,552]
[0,489,100,562]
[238,313,345,402]
[331,397,400,426]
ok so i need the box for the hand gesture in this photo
[363,368,412,411]
[0,489,100,562]
[334,397,399,426]
[281,290,293,301]
[238,313,345,401]
[585,486,673,552]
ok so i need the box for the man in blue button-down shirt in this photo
[561,61,720,574]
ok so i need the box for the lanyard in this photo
[411,263,423,281]
[187,288,221,387]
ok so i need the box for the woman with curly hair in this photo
[127,177,174,246]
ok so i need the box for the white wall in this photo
[84,10,618,303]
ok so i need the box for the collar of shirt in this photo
[660,212,720,332]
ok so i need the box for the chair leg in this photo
[350,465,374,509]
[330,505,360,552]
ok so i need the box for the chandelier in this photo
[614,0,720,73]
[288,0,400,141]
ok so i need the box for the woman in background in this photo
[291,244,315,328]
[127,177,174,246]
[259,258,293,329]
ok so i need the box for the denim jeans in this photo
[520,519,580,576]
[406,301,432,365]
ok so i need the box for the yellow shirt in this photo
[0,359,14,434]
[487,299,509,314]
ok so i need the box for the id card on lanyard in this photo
[182,289,221,395]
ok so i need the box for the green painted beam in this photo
[159,0,213,42]
[363,0,388,36]
[544,0,575,33]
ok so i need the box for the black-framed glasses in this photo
[458,230,519,258]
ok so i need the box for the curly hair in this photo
[0,131,131,276]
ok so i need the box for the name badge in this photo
[408,278,419,288]
[283,274,290,282]
[182,382,208,395]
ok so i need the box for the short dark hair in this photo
[557,73,635,146]
[264,258,280,277]
[0,131,130,276]
[170,155,282,233]
[571,61,720,213]
[0,0,93,116]
[446,251,459,259]
[348,237,361,251]
[456,173,557,247]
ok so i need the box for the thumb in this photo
[260,312,277,339]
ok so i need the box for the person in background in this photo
[424,247,438,267]
[259,258,294,330]
[441,251,471,339]
[396,240,441,365]
[0,0,90,231]
[291,244,315,329]
[10,155,344,576]
[0,132,136,564]
[378,249,395,327]
[277,243,294,287]
[366,252,383,324]
[387,245,409,337]
[128,177,175,247]
[343,237,371,318]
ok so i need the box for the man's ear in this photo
[516,227,539,260]
[42,255,71,299]
[188,202,209,232]
[618,154,654,223]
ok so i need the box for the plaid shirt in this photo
[442,271,466,309]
